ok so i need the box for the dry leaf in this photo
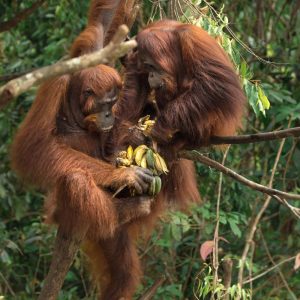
[200,240,214,261]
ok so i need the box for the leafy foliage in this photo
[0,0,300,299]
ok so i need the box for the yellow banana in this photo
[141,154,147,169]
[140,125,148,131]
[133,144,148,157]
[153,153,163,175]
[138,115,150,126]
[118,151,127,159]
[116,158,131,167]
[127,145,134,161]
[144,120,155,126]
[134,145,148,166]
[156,153,169,174]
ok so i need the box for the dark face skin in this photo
[82,88,119,133]
[141,56,165,90]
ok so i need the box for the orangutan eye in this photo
[83,89,94,98]
[144,63,156,71]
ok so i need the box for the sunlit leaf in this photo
[258,86,271,110]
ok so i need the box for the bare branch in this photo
[0,0,46,33]
[0,25,137,109]
[237,135,286,293]
[272,195,300,219]
[180,151,300,201]
[260,230,297,300]
[210,127,300,145]
[243,256,296,285]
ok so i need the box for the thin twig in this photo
[0,271,15,296]
[212,146,230,293]
[210,127,300,145]
[0,0,46,33]
[237,132,287,292]
[0,25,137,109]
[180,151,300,201]
[243,256,296,285]
[248,241,255,297]
[260,229,297,300]
[272,195,300,219]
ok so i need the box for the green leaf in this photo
[230,284,237,298]
[258,86,271,110]
[240,60,248,78]
[171,223,182,241]
[228,219,241,238]
[244,81,260,116]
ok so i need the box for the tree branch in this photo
[260,229,297,300]
[242,256,296,285]
[180,151,300,201]
[0,25,137,109]
[0,70,35,82]
[222,258,233,300]
[237,134,287,293]
[38,225,88,300]
[210,127,300,145]
[0,0,46,33]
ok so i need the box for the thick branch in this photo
[180,151,300,201]
[38,225,88,300]
[0,25,137,109]
[210,127,300,145]
[0,0,46,33]
[0,70,33,82]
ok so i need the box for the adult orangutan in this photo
[89,18,246,300]
[114,19,246,205]
[11,1,155,299]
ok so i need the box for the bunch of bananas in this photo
[116,145,169,196]
[132,145,168,175]
[136,115,156,135]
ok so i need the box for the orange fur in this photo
[115,20,247,207]
[11,2,154,299]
